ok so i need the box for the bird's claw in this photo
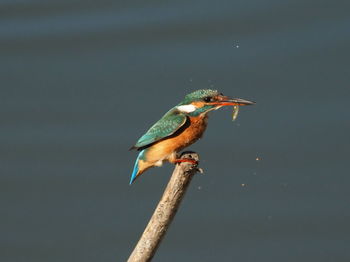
[196,167,204,174]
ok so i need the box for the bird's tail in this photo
[129,150,145,185]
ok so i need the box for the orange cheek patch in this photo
[192,101,206,108]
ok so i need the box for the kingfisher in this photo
[129,89,255,184]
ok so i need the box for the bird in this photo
[129,89,255,184]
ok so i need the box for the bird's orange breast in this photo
[144,114,208,163]
[170,114,208,151]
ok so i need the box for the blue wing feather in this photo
[133,109,187,149]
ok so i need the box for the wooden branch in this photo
[127,151,201,262]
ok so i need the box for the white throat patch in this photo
[177,104,197,113]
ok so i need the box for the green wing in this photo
[133,110,188,149]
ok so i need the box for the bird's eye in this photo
[203,96,212,102]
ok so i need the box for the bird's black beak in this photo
[210,95,256,106]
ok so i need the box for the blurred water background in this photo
[1,0,350,261]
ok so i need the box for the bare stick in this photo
[127,151,201,262]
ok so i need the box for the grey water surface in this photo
[1,0,350,261]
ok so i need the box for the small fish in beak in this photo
[232,105,239,121]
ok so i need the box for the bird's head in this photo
[177,89,255,116]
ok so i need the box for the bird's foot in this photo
[175,151,204,174]
[174,158,198,165]
[174,151,201,169]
